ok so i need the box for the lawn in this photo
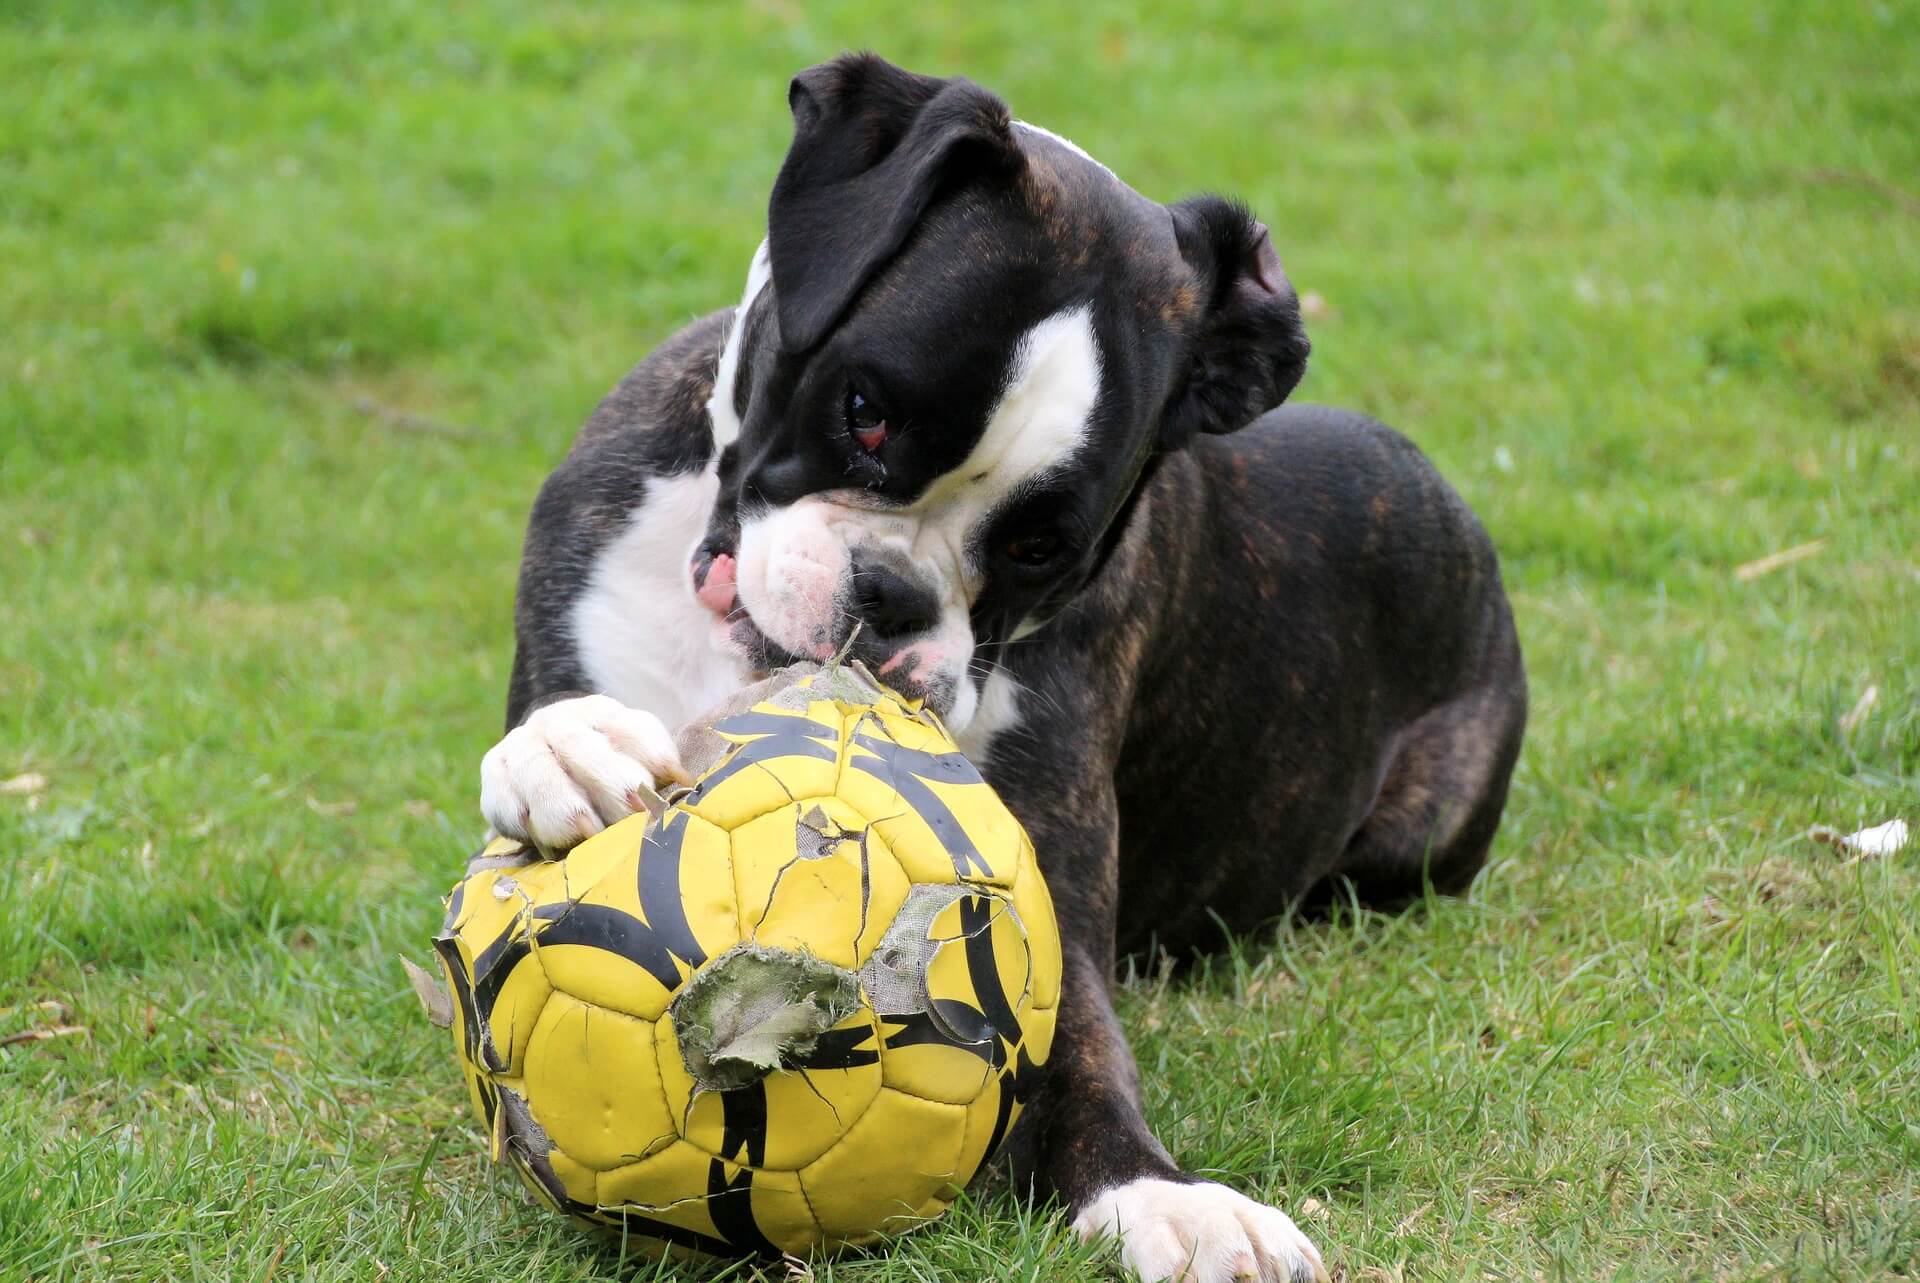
[3,2,1917,1279]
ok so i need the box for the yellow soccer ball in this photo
[428,666,1060,1257]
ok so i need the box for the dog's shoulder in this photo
[507,309,733,724]
[522,308,729,553]
[569,306,732,471]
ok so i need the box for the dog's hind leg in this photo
[1331,617,1527,906]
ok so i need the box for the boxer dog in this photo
[479,52,1526,1283]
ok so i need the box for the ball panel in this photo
[530,809,738,1023]
[657,808,747,968]
[730,797,913,971]
[655,1005,886,1172]
[458,1054,491,1128]
[486,953,554,1078]
[438,906,552,1079]
[872,888,1028,1107]
[985,892,1036,1018]
[680,702,846,833]
[651,1013,698,1134]
[858,703,955,756]
[595,1141,822,1256]
[1016,1001,1057,1069]
[441,868,541,1029]
[820,1191,957,1252]
[441,855,568,1078]
[590,1139,735,1245]
[875,1019,994,1106]
[543,1144,602,1208]
[552,814,651,894]
[835,701,1020,890]
[1008,847,1062,1012]
[531,942,677,1026]
[948,1073,1011,1201]
[443,866,532,972]
[836,771,1020,888]
[520,993,677,1173]
[922,893,1030,1042]
[797,1087,969,1245]
[809,697,866,735]
[738,1166,820,1256]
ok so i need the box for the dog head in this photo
[690,53,1309,727]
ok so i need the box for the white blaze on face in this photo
[707,239,772,449]
[735,305,1102,728]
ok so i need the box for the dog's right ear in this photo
[769,52,1021,354]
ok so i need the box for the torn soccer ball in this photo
[423,663,1060,1256]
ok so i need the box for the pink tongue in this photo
[696,553,739,615]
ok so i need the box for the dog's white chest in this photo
[568,468,752,728]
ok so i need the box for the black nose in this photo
[850,561,939,643]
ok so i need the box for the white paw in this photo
[479,695,689,852]
[1073,1178,1329,1283]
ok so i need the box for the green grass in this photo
[3,1,1917,1279]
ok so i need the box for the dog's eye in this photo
[1004,534,1063,567]
[845,385,889,453]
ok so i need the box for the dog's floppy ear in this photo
[1162,195,1311,447]
[769,52,1021,353]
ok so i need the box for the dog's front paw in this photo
[479,695,690,852]
[1073,1178,1329,1283]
